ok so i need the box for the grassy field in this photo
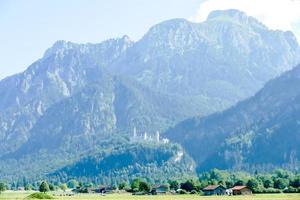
[0,191,299,200]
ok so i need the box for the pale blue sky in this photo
[1,0,300,80]
[0,0,202,80]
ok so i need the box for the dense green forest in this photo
[48,141,196,185]
[0,137,196,185]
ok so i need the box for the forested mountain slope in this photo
[166,64,300,172]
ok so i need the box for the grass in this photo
[0,191,299,200]
[25,192,54,199]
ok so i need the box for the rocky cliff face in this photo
[0,36,133,155]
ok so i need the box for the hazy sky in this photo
[1,0,300,80]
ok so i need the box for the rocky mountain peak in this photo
[43,40,79,58]
[135,18,202,52]
[207,9,267,29]
[120,35,133,44]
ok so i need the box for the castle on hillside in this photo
[130,127,169,144]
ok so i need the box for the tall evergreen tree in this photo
[39,181,50,193]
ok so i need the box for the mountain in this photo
[166,64,300,172]
[0,71,199,181]
[0,36,133,155]
[111,9,300,112]
[0,36,200,181]
[1,9,299,156]
[0,9,300,181]
[11,75,200,157]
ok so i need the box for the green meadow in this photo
[0,191,299,200]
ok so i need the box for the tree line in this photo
[0,169,300,194]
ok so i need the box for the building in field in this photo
[202,185,226,195]
[231,186,252,195]
[98,186,113,194]
[151,184,169,195]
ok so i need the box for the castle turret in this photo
[133,127,137,138]
[155,131,160,142]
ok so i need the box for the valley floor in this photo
[0,191,300,200]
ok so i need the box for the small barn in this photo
[231,186,252,195]
[151,184,169,195]
[202,185,226,195]
[72,186,93,193]
[96,186,114,194]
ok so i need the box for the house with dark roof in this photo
[202,185,226,195]
[151,184,169,195]
[231,186,252,195]
[95,186,114,194]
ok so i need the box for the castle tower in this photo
[155,131,160,142]
[133,127,137,138]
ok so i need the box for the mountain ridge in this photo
[165,64,300,172]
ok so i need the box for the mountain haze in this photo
[0,37,133,155]
[111,9,300,109]
[166,64,300,172]
[0,9,300,181]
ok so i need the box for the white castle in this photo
[130,127,169,144]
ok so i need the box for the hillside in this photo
[11,75,200,156]
[0,135,196,183]
[166,64,300,172]
[0,36,133,156]
[49,142,195,185]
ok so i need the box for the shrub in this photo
[246,178,259,191]
[180,180,199,192]
[169,180,180,190]
[118,182,128,190]
[132,188,139,193]
[67,180,79,189]
[283,186,298,193]
[139,181,151,192]
[274,178,289,189]
[131,178,141,191]
[26,192,54,199]
[60,183,68,192]
[48,184,55,191]
[178,189,188,194]
[198,190,204,196]
[190,190,198,194]
[262,188,281,193]
[0,182,7,194]
[25,184,33,191]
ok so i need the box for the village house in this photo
[231,186,252,195]
[72,186,93,194]
[202,185,226,195]
[151,184,169,195]
[97,186,114,194]
[17,186,25,191]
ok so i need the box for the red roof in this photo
[203,185,224,191]
[232,186,248,190]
